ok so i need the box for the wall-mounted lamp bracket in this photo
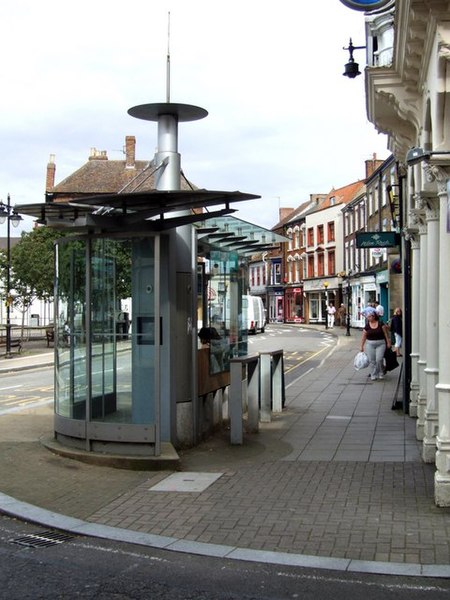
[406,147,450,166]
[342,38,366,79]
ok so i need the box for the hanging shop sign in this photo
[356,232,399,248]
[339,0,392,10]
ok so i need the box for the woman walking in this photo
[390,307,403,357]
[360,309,391,381]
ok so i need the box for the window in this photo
[274,263,281,285]
[307,227,314,246]
[346,213,352,235]
[318,253,324,276]
[317,225,324,244]
[328,250,335,275]
[295,260,300,282]
[308,255,314,278]
[256,267,261,286]
[251,267,255,287]
[327,222,335,242]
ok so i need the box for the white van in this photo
[243,295,266,334]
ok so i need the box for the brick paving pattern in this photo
[2,329,450,566]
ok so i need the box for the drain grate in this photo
[11,530,75,548]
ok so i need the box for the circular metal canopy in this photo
[339,0,392,10]
[128,102,208,122]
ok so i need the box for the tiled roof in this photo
[50,159,196,199]
[305,180,365,215]
[270,179,365,231]
[271,199,312,230]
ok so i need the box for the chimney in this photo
[365,152,384,179]
[46,154,56,191]
[125,135,136,168]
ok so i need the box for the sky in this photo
[0,0,389,233]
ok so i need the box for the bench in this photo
[0,336,22,354]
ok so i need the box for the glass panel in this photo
[90,239,137,424]
[200,250,247,375]
[55,239,87,419]
[55,236,156,427]
[91,239,117,421]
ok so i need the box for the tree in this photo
[11,226,64,299]
[7,226,65,332]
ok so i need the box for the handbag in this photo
[384,347,399,372]
[354,351,369,370]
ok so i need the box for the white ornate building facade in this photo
[365,0,450,505]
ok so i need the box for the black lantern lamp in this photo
[343,39,366,79]
[0,194,23,358]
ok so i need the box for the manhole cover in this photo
[149,471,223,492]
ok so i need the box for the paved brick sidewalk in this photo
[1,328,450,570]
[87,333,450,565]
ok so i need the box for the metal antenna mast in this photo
[166,12,171,103]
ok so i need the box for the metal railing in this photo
[260,349,285,422]
[229,350,285,444]
[229,354,260,444]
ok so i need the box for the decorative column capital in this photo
[425,196,440,222]
[409,204,427,235]
[424,164,450,196]
[405,231,420,249]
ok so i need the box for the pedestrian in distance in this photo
[390,307,403,357]
[360,309,391,381]
[326,302,336,328]
[337,303,346,328]
[375,301,384,317]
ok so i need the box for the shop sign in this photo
[376,270,389,284]
[356,232,399,248]
[339,0,392,10]
[364,283,377,292]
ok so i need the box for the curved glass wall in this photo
[54,235,159,452]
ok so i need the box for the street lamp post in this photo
[0,194,22,358]
[324,281,329,329]
[346,275,351,336]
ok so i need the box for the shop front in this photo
[285,287,304,323]
[303,278,338,324]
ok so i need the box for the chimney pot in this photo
[89,147,108,160]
